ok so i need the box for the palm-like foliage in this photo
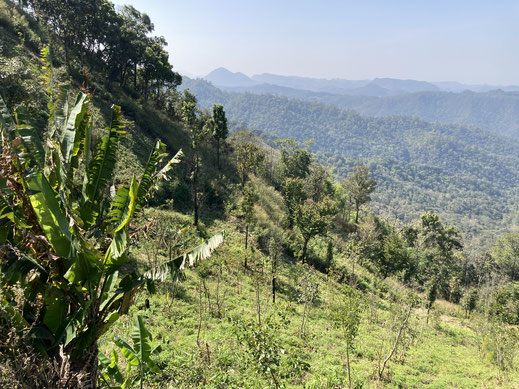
[0,51,223,388]
[100,315,161,389]
[143,232,224,282]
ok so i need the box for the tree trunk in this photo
[355,203,359,224]
[272,253,277,303]
[256,281,261,325]
[216,139,220,171]
[245,224,249,250]
[121,63,128,87]
[301,238,309,263]
[194,195,199,226]
[272,276,276,304]
[134,63,137,89]
[346,342,352,389]
[288,214,294,229]
[300,301,308,337]
[64,39,71,71]
[426,302,431,325]
[193,155,199,226]
[196,279,202,347]
[270,369,279,389]
[144,75,149,101]
[67,343,99,388]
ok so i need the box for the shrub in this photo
[487,282,519,325]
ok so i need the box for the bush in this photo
[461,288,478,318]
[152,178,192,212]
[487,282,519,325]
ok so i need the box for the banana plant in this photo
[0,48,223,388]
[99,315,161,389]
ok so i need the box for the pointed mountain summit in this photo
[204,67,258,87]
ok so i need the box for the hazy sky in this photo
[111,0,519,85]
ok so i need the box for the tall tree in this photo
[180,90,208,226]
[235,141,265,187]
[211,104,228,171]
[277,138,312,179]
[379,231,408,278]
[241,182,258,251]
[140,36,180,102]
[305,164,334,202]
[282,177,306,229]
[295,197,336,263]
[419,211,463,299]
[490,233,519,282]
[343,165,376,223]
[116,5,154,88]
[30,0,91,67]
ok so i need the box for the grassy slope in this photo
[102,176,519,388]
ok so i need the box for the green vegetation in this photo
[0,48,223,386]
[205,73,519,139]
[1,1,519,388]
[343,165,377,224]
[183,77,519,248]
[331,285,363,388]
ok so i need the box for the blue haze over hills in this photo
[194,67,519,138]
[203,67,519,96]
[181,72,519,246]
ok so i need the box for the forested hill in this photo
[183,77,519,247]
[213,81,519,138]
[334,90,519,139]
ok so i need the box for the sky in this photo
[111,0,519,85]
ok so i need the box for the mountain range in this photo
[201,67,519,96]
[193,68,519,138]
[181,76,519,247]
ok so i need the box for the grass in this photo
[101,205,519,388]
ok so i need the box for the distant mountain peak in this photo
[205,68,258,87]
[208,67,235,75]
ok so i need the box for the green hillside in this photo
[344,90,519,139]
[1,1,519,388]
[182,78,519,248]
[214,80,519,138]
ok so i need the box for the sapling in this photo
[486,319,519,372]
[214,261,226,318]
[241,182,258,252]
[298,272,320,338]
[233,309,300,388]
[269,238,283,304]
[378,297,415,380]
[331,285,363,389]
